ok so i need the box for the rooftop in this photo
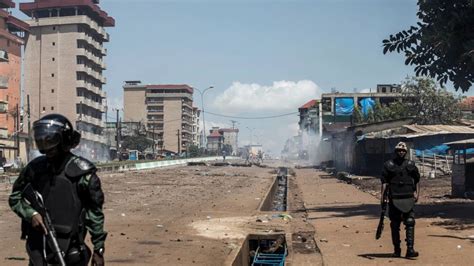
[299,99,318,110]
[20,0,115,27]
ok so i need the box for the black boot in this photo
[390,222,401,257]
[406,226,419,258]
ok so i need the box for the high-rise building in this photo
[218,128,239,155]
[123,81,195,154]
[20,0,114,161]
[0,0,29,163]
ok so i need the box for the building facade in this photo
[206,127,223,154]
[20,0,114,161]
[218,128,239,155]
[0,0,29,164]
[123,81,195,154]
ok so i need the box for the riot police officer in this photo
[381,142,420,258]
[9,114,107,266]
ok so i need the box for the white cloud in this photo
[212,80,320,113]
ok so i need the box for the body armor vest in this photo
[385,159,417,213]
[25,155,95,255]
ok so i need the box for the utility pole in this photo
[177,129,181,154]
[26,95,31,161]
[116,109,120,152]
[15,104,19,159]
[231,120,237,129]
[152,125,155,156]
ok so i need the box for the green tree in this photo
[188,144,201,158]
[373,100,386,122]
[121,135,153,152]
[401,77,462,124]
[352,104,364,124]
[383,1,474,92]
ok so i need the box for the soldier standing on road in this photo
[381,142,420,258]
[9,114,107,266]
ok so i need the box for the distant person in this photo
[0,156,6,167]
[9,114,107,266]
[381,142,420,258]
[222,150,227,161]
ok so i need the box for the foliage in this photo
[352,104,364,124]
[382,0,474,92]
[188,144,201,157]
[401,77,463,124]
[121,135,153,152]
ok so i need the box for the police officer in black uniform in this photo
[9,114,107,266]
[381,142,420,258]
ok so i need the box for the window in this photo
[51,73,55,77]
[51,89,55,93]
[43,107,46,111]
[53,26,56,30]
[52,57,55,61]
[52,42,56,46]
[51,106,54,110]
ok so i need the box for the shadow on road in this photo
[357,253,397,259]
[306,202,474,231]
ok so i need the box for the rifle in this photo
[375,186,389,240]
[22,184,66,266]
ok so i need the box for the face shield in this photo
[33,120,64,153]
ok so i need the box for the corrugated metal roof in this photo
[364,124,474,139]
[404,125,474,134]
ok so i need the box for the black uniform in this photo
[381,157,420,256]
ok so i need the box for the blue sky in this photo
[16,0,465,154]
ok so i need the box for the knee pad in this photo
[404,217,415,226]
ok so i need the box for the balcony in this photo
[101,47,107,56]
[0,50,8,62]
[0,101,7,113]
[0,127,7,139]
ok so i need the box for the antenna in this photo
[230,120,238,129]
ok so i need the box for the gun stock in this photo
[22,184,66,266]
[375,188,389,240]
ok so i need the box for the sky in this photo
[15,0,467,155]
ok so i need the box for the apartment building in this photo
[219,128,239,155]
[20,0,114,161]
[0,0,29,163]
[123,81,195,154]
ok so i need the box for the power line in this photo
[205,111,299,119]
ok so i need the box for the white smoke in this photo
[213,80,321,113]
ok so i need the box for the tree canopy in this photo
[383,0,474,92]
[121,135,153,152]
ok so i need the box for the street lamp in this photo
[194,86,214,149]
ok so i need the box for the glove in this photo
[31,213,48,235]
[92,250,104,266]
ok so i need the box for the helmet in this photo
[33,114,81,153]
[394,142,408,152]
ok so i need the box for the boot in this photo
[405,226,419,258]
[390,222,401,257]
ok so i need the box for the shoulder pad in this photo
[384,160,396,171]
[406,160,417,170]
[65,156,96,178]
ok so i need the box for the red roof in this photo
[207,131,222,138]
[299,99,318,110]
[461,97,474,111]
[0,0,14,8]
[146,84,193,94]
[6,15,30,32]
[20,0,115,27]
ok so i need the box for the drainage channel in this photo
[231,234,287,266]
[260,167,288,212]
